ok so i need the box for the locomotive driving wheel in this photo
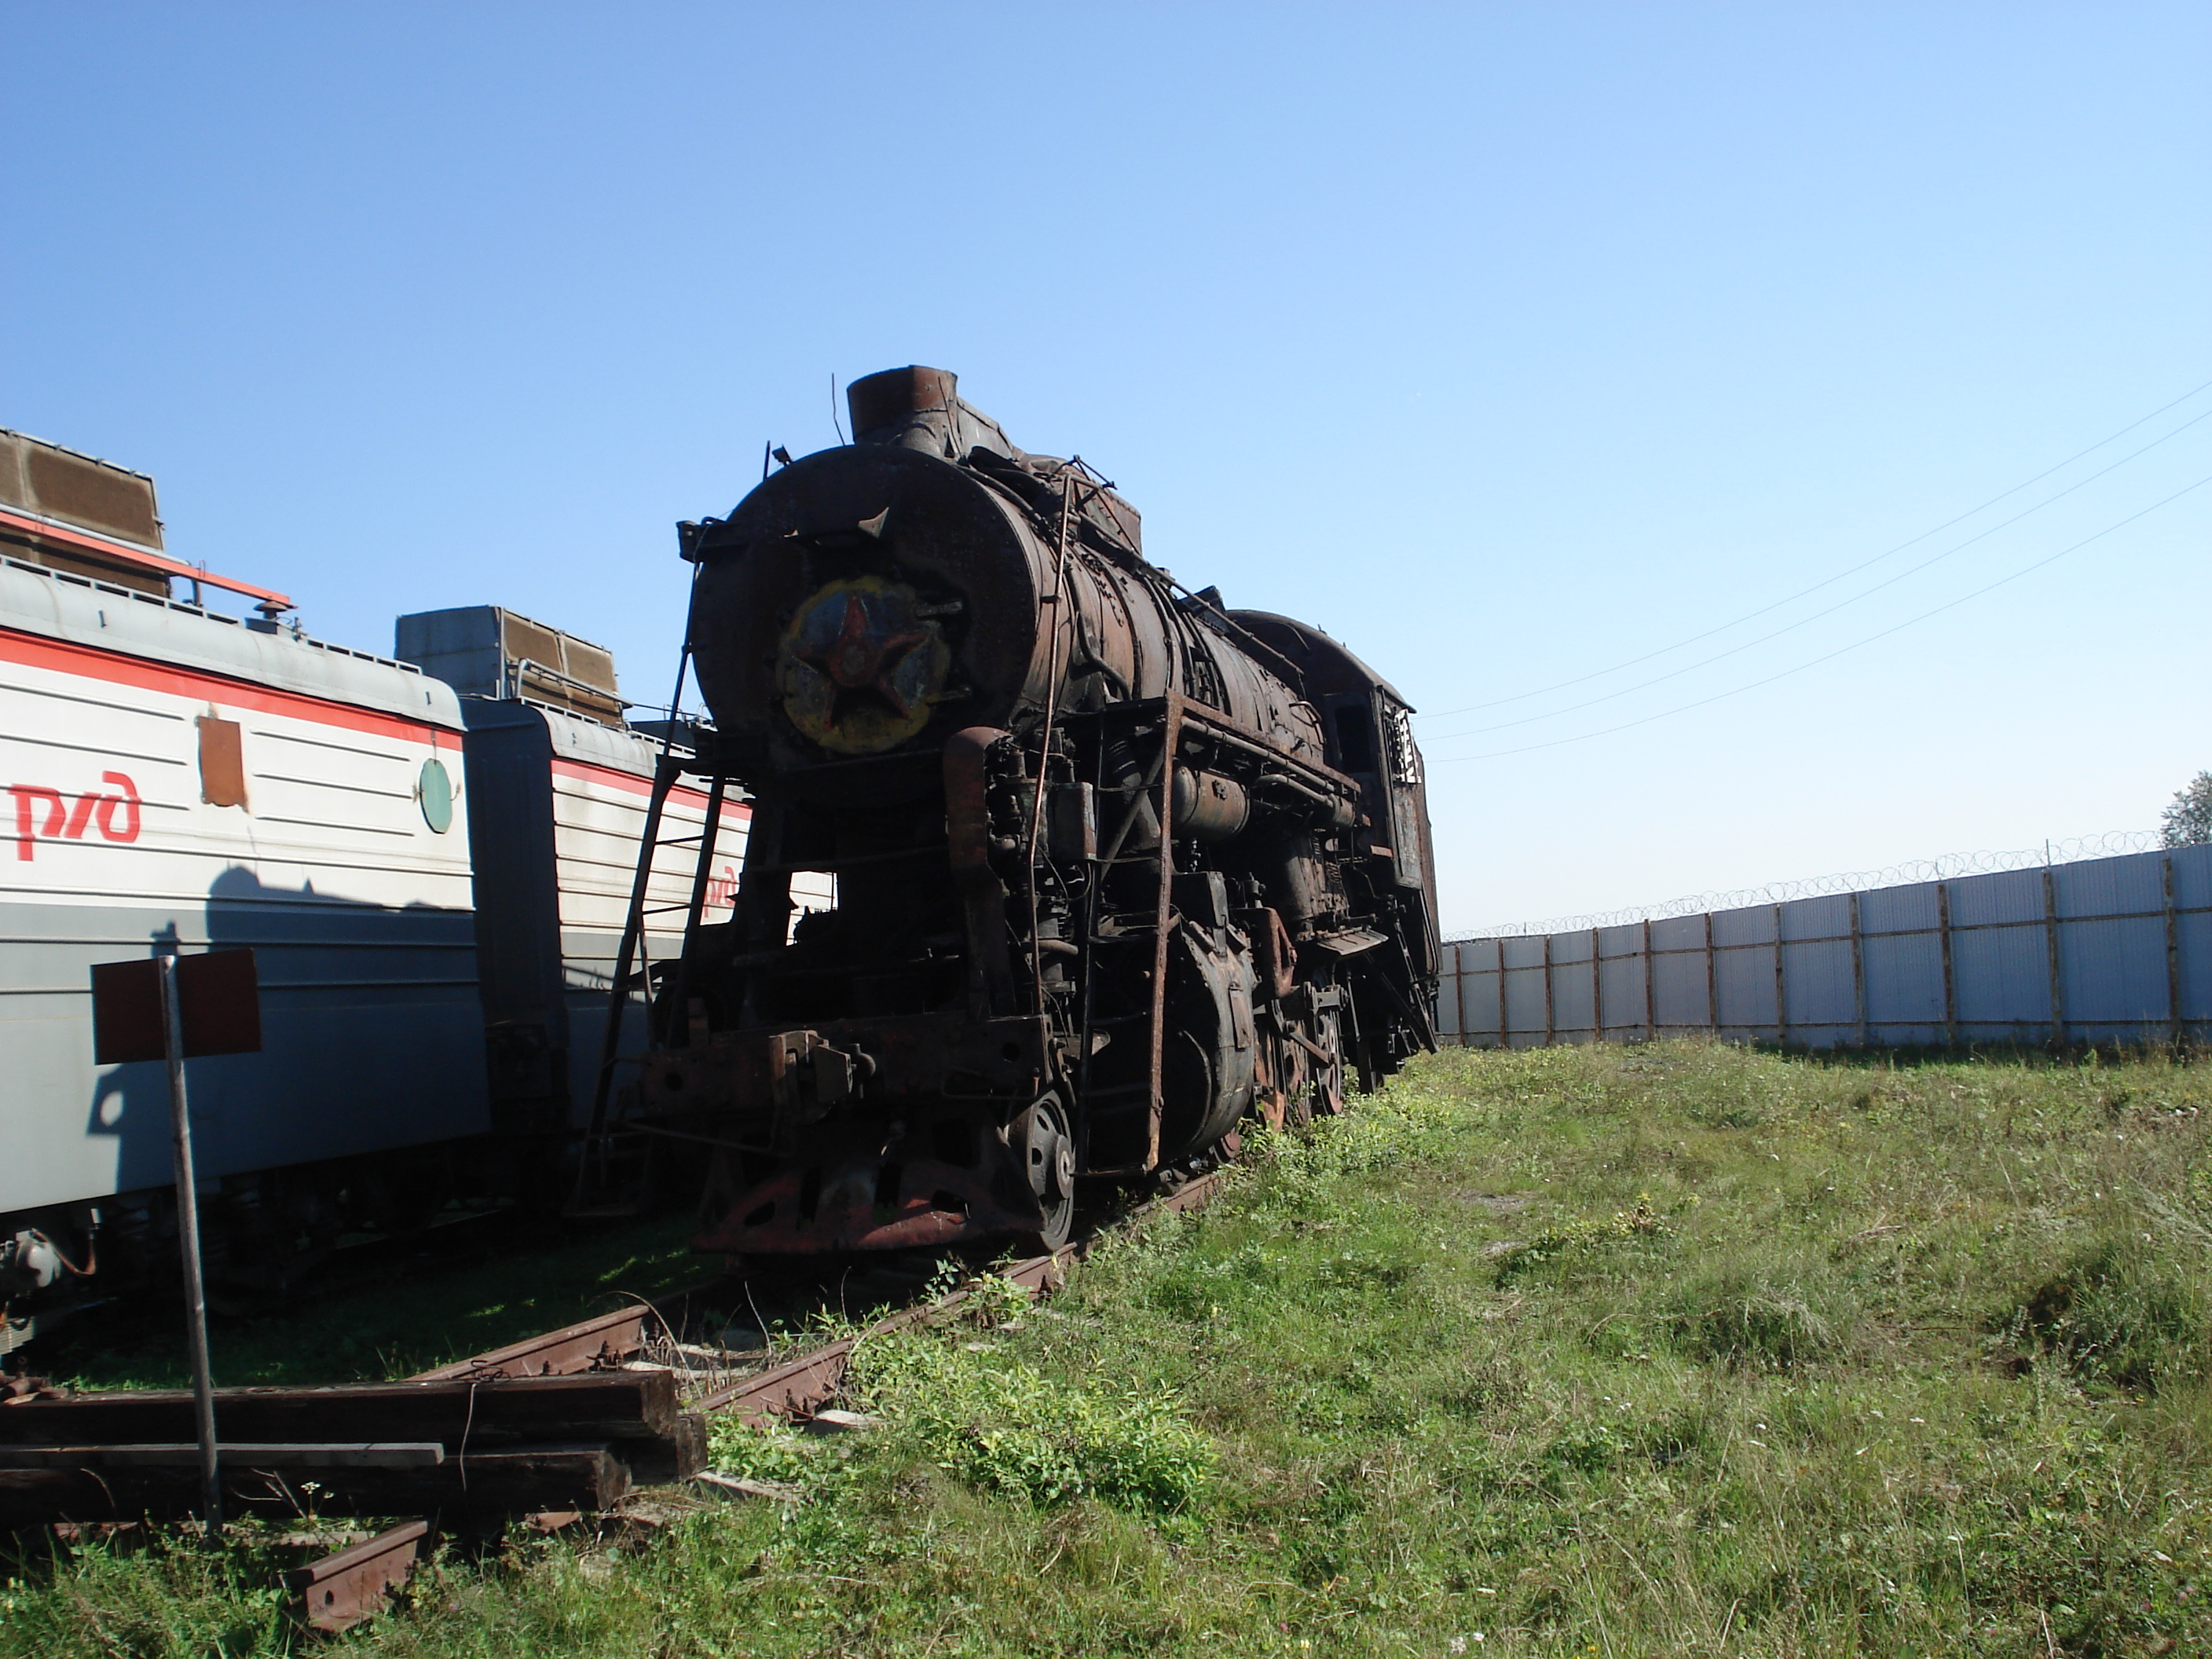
[1015,1092,1077,1251]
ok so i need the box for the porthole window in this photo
[417,757,455,833]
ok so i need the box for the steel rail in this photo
[10,1160,1240,1635]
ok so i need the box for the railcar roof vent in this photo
[0,428,170,598]
[396,605,625,727]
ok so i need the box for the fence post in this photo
[1495,938,1508,1052]
[1455,943,1473,1050]
[1704,911,1719,1035]
[1643,917,1657,1042]
[1849,891,1867,1047]
[1542,933,1555,1046]
[2042,865,2067,1046]
[1772,903,1788,1046]
[1591,927,1603,1043]
[1937,881,1958,1049]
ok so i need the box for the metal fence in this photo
[1436,843,2212,1049]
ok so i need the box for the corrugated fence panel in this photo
[1948,866,2052,1042]
[1502,936,1549,1048]
[1434,941,1464,1044]
[1784,939,1857,1035]
[1711,904,1778,1038]
[1952,921,2052,1042]
[1437,843,2212,1052]
[1598,924,1646,1038]
[2060,917,2169,1038]
[1950,867,2047,928]
[1650,914,1712,1031]
[2055,851,2166,921]
[1859,881,1946,1043]
[2178,847,2212,1027]
[1461,939,1504,1047]
[1550,931,1597,1042]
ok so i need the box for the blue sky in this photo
[5,3,2207,934]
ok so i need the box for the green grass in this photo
[9,1040,2212,1656]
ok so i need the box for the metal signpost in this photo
[90,947,262,1534]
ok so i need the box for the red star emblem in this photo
[799,593,928,717]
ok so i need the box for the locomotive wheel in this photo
[1015,1093,1077,1252]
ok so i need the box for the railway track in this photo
[1,1169,1232,1633]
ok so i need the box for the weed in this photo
[1666,1250,1862,1368]
[850,1330,1216,1518]
[1491,1194,1666,1281]
[2009,1234,2210,1392]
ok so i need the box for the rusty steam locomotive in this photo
[610,368,1437,1254]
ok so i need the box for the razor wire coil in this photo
[1449,830,2164,941]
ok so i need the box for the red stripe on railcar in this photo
[0,626,457,746]
[549,756,753,819]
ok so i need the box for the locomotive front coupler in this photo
[639,1010,1062,1254]
[687,1101,1054,1256]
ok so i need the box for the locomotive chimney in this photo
[847,365,960,450]
[844,366,1022,463]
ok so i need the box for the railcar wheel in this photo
[1014,1093,1077,1252]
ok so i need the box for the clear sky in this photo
[5,4,2207,936]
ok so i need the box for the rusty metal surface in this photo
[696,1339,856,1424]
[1147,696,1186,1169]
[946,726,1020,1016]
[409,1306,656,1382]
[0,1441,445,1470]
[286,1518,430,1634]
[0,1371,684,1448]
[694,1150,1031,1255]
[689,436,1322,778]
[1143,1166,1231,1216]
[647,1010,1050,1117]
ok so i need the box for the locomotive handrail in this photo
[500,654,627,713]
[1171,706,1363,800]
[0,504,295,611]
[569,564,702,1217]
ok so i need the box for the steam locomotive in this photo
[623,368,1438,1254]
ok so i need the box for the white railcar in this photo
[399,606,835,1144]
[0,551,489,1342]
[0,438,816,1351]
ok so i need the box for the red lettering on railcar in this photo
[9,771,142,859]
[704,863,738,912]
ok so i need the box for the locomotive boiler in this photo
[621,368,1437,1253]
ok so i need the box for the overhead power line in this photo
[1417,372,2212,722]
[1423,404,2212,743]
[1429,470,2212,764]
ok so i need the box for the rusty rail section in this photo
[286,1519,430,1634]
[9,1165,1233,1634]
[409,1306,654,1382]
[0,1372,698,1530]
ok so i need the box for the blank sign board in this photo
[90,950,263,1064]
